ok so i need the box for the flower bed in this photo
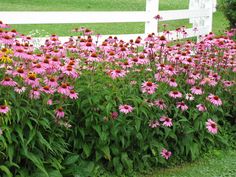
[0,21,235,176]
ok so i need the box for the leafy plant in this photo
[0,21,235,176]
[219,0,236,28]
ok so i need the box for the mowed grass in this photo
[144,150,236,177]
[0,0,228,36]
[0,0,188,11]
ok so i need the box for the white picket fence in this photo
[0,0,217,43]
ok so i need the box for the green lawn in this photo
[0,0,229,36]
[143,150,236,177]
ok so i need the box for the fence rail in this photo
[0,0,217,43]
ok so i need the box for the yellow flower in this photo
[0,48,13,63]
[28,72,37,78]
[0,48,13,55]
[0,55,12,63]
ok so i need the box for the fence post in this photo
[145,0,159,35]
[189,0,198,24]
[204,0,213,33]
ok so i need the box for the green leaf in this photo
[189,143,199,160]
[100,146,111,161]
[38,118,51,129]
[15,126,24,144]
[48,169,63,177]
[7,144,14,163]
[15,109,21,122]
[0,136,8,148]
[26,119,33,130]
[0,165,13,177]
[78,128,85,140]
[5,129,12,144]
[110,127,118,137]
[105,102,113,115]
[93,125,102,137]
[111,145,120,156]
[135,118,141,132]
[37,132,53,151]
[22,151,49,177]
[113,157,123,175]
[83,144,92,158]
[26,129,36,145]
[63,154,80,165]
[121,152,133,170]
[100,132,108,142]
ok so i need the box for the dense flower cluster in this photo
[0,20,235,175]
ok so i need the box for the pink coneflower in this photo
[58,83,70,95]
[47,99,53,105]
[13,67,27,77]
[207,94,222,106]
[161,149,172,159]
[186,77,195,85]
[200,78,217,86]
[156,63,166,71]
[137,55,149,64]
[222,80,234,87]
[81,42,96,51]
[117,46,130,57]
[158,35,168,45]
[121,61,133,69]
[33,64,45,74]
[62,66,79,78]
[109,69,126,79]
[0,105,10,114]
[209,73,221,81]
[153,14,162,20]
[44,77,58,88]
[190,86,204,95]
[196,104,207,112]
[168,78,178,87]
[40,85,55,94]
[14,86,26,94]
[141,81,158,94]
[149,120,160,128]
[206,119,218,134]
[154,99,167,110]
[68,90,78,99]
[84,28,93,35]
[25,74,40,88]
[119,104,134,114]
[55,107,65,118]
[1,33,14,45]
[144,34,154,42]
[185,93,194,101]
[29,88,41,99]
[164,65,176,76]
[176,102,188,111]
[134,37,143,47]
[0,21,10,28]
[88,52,101,62]
[111,112,119,119]
[155,72,168,82]
[189,72,201,80]
[160,116,172,127]
[50,56,61,67]
[169,91,182,98]
[0,77,17,87]
[193,27,198,33]
[14,49,26,58]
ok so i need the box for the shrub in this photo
[219,0,236,28]
[0,22,235,176]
